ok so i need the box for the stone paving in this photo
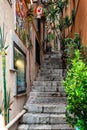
[17,52,74,130]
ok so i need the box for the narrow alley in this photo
[17,51,74,130]
[1,0,87,130]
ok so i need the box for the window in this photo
[14,42,26,94]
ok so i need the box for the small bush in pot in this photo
[63,50,87,130]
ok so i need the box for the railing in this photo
[6,109,26,129]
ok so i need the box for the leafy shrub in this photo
[63,33,81,69]
[63,50,87,129]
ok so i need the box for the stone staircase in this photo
[17,52,74,130]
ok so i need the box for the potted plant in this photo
[63,50,87,130]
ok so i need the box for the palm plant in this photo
[0,25,9,125]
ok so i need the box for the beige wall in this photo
[0,0,40,126]
[0,0,15,33]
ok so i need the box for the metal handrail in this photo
[6,109,26,129]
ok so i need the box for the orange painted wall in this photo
[69,0,87,46]
[64,0,74,37]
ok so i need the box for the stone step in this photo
[38,74,63,78]
[18,124,74,130]
[43,53,62,59]
[36,76,63,81]
[42,61,62,65]
[32,86,64,92]
[39,68,63,74]
[42,60,62,65]
[39,69,66,78]
[41,60,62,63]
[40,65,63,69]
[33,81,62,86]
[30,91,66,97]
[27,96,66,104]
[17,53,72,130]
[37,74,63,78]
[21,113,66,124]
[38,73,63,78]
[24,103,66,114]
[41,62,62,65]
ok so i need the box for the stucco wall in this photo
[0,0,39,125]
[0,0,15,33]
[66,0,87,46]
[71,0,87,45]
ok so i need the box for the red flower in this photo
[38,9,40,12]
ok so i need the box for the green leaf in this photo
[0,25,5,50]
[4,46,9,50]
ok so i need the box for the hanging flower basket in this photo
[34,5,44,19]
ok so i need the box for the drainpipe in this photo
[69,0,80,35]
[74,0,80,16]
[29,50,32,90]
